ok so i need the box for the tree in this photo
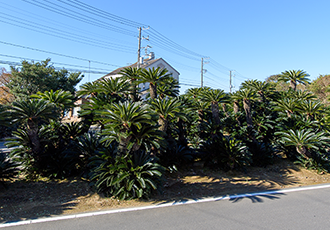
[5,99,57,164]
[96,77,132,102]
[231,89,257,127]
[241,79,274,102]
[150,97,183,133]
[276,129,330,159]
[120,67,141,102]
[297,100,324,120]
[31,89,75,119]
[201,88,227,126]
[137,67,171,99]
[76,82,99,98]
[273,98,298,118]
[0,68,14,104]
[8,59,82,99]
[278,70,310,91]
[308,74,330,104]
[156,77,180,99]
[101,101,157,156]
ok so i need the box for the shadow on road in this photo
[152,162,299,206]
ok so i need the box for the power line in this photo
[0,1,136,46]
[21,0,137,37]
[0,54,113,72]
[0,40,121,67]
[11,0,246,90]
[0,60,109,74]
[24,0,206,61]
[148,40,200,61]
[19,0,234,75]
[53,0,203,60]
[147,28,205,59]
[179,82,201,87]
[60,0,145,28]
[0,14,136,53]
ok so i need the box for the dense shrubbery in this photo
[2,66,330,200]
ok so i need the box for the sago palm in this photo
[156,77,180,99]
[97,77,132,102]
[278,70,310,91]
[231,89,257,127]
[276,129,330,159]
[201,88,228,125]
[77,81,99,98]
[101,101,155,156]
[7,99,57,158]
[290,90,317,101]
[31,89,74,118]
[149,97,183,133]
[120,67,141,102]
[297,100,324,120]
[241,79,274,102]
[185,87,204,99]
[273,98,298,118]
[137,67,171,99]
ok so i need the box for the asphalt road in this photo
[2,185,330,230]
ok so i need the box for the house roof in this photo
[100,57,180,79]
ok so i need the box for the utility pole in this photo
[229,70,232,93]
[137,27,142,69]
[229,70,235,93]
[88,60,91,82]
[136,27,150,69]
[201,57,209,87]
[201,58,204,87]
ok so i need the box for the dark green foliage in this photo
[294,153,330,173]
[0,152,19,187]
[4,65,330,194]
[90,152,164,200]
[5,121,91,179]
[157,141,196,169]
[278,70,310,91]
[31,89,75,119]
[202,135,251,171]
[247,141,276,167]
[8,59,82,99]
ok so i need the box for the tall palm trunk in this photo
[222,103,229,117]
[197,109,204,132]
[296,145,312,159]
[233,101,239,114]
[211,102,221,126]
[290,80,297,91]
[233,101,241,126]
[258,91,266,103]
[118,136,132,157]
[158,116,169,133]
[149,83,157,99]
[243,99,253,127]
[177,118,187,146]
[130,79,139,102]
[27,119,41,158]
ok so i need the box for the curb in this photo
[1,183,330,228]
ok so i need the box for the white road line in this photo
[1,183,330,228]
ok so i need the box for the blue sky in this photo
[1,0,330,94]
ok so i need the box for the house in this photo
[101,52,180,99]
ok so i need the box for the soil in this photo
[1,158,330,223]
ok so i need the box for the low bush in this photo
[90,151,164,200]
